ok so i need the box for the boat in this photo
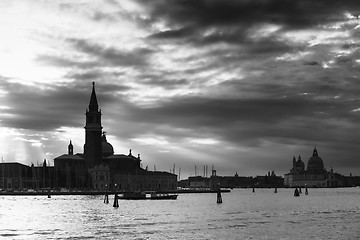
[117,191,178,200]
[119,191,146,200]
[149,192,178,200]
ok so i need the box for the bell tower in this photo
[68,140,73,155]
[84,82,102,167]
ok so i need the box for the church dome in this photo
[296,156,305,168]
[102,133,114,157]
[307,147,324,171]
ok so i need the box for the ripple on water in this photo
[1,189,360,239]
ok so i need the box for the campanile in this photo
[84,82,102,167]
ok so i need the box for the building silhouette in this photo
[284,147,355,187]
[0,160,54,190]
[178,170,284,189]
[84,82,102,168]
[0,82,177,192]
[54,82,177,191]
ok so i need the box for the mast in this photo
[1,157,4,189]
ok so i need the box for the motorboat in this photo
[119,191,146,200]
[117,191,178,200]
[149,192,178,200]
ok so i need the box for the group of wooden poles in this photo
[104,193,119,208]
[103,187,308,207]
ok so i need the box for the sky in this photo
[1,0,360,179]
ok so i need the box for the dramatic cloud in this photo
[1,0,360,177]
[140,0,359,29]
[69,38,153,67]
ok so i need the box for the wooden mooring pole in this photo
[217,189,222,204]
[104,194,109,204]
[113,193,119,208]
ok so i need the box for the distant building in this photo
[284,147,344,187]
[255,171,284,188]
[188,176,209,188]
[54,82,177,191]
[179,170,284,190]
[0,160,54,191]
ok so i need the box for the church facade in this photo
[284,147,344,187]
[54,82,177,191]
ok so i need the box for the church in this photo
[54,82,177,191]
[284,147,343,187]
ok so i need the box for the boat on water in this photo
[118,191,178,200]
[119,191,147,200]
[149,192,178,200]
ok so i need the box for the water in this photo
[1,188,360,239]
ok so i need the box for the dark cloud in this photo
[116,94,358,146]
[69,38,153,67]
[239,36,295,55]
[141,0,359,29]
[0,80,118,131]
[143,0,360,57]
[144,97,304,125]
[303,61,320,66]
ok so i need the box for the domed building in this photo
[54,82,177,191]
[284,147,339,188]
[307,148,325,173]
[291,155,305,173]
[101,133,114,157]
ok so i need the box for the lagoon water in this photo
[0,188,360,239]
